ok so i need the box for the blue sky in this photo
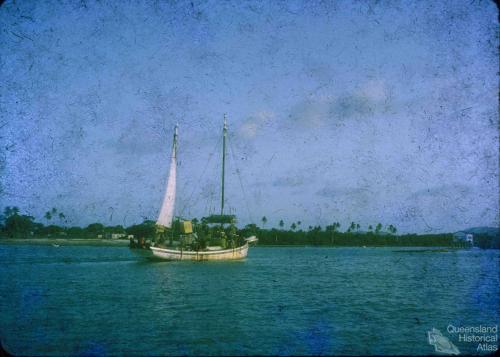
[1,0,498,233]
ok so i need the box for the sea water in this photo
[0,245,498,355]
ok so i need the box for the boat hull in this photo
[131,242,249,261]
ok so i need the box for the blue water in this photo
[0,245,498,355]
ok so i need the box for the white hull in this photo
[132,242,249,261]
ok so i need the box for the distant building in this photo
[453,232,473,245]
[110,233,127,239]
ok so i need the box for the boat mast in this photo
[171,124,178,240]
[221,115,227,217]
[173,124,178,159]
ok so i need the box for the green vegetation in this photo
[473,234,500,249]
[1,206,498,248]
[240,219,499,248]
[242,225,457,247]
[126,220,156,238]
[0,206,129,240]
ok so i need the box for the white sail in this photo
[156,126,177,228]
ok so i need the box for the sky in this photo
[0,0,498,233]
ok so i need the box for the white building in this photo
[453,232,474,245]
[111,233,127,239]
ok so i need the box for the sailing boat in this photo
[130,117,257,261]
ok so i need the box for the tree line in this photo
[1,207,497,248]
[240,216,458,247]
[0,206,130,239]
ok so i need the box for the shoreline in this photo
[0,239,467,249]
[257,244,463,249]
[0,238,130,247]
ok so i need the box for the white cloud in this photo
[360,79,388,102]
[238,111,275,139]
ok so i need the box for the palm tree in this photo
[1,206,18,224]
[58,212,66,224]
[356,223,360,232]
[349,222,356,233]
[291,223,297,231]
[261,216,267,228]
[327,221,339,244]
[297,221,301,227]
[279,219,284,229]
[44,211,52,223]
[375,223,382,234]
[3,206,14,218]
[368,225,373,231]
[388,225,397,235]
